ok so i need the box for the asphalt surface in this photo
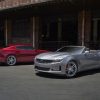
[0,64,100,100]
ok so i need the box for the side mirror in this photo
[84,50,89,54]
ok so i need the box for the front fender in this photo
[61,56,80,68]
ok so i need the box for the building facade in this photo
[0,0,100,50]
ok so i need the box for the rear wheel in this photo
[6,55,16,66]
[65,61,78,78]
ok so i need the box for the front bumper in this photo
[34,62,66,75]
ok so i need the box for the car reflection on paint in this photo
[34,46,100,78]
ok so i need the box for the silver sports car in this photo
[34,46,100,78]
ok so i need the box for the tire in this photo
[65,61,78,78]
[6,55,16,66]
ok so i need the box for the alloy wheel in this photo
[65,61,78,78]
[6,55,16,66]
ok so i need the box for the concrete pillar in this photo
[32,17,35,47]
[84,11,91,46]
[32,16,42,48]
[78,10,91,47]
[5,19,12,46]
[5,19,8,46]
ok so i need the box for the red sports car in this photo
[0,44,47,66]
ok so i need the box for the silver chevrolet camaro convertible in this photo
[34,46,100,78]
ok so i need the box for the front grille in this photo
[35,66,50,71]
[36,59,53,63]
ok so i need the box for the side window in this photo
[16,46,34,50]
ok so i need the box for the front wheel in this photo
[65,61,78,78]
[6,55,17,66]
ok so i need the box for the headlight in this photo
[53,59,62,62]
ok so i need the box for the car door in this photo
[16,46,36,62]
[80,50,100,70]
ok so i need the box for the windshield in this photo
[57,46,84,53]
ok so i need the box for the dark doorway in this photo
[97,20,100,41]
[62,20,78,45]
[0,22,5,47]
[40,18,78,50]
[41,21,58,41]
[90,20,100,49]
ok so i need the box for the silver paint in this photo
[34,46,100,76]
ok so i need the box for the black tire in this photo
[65,61,78,78]
[6,55,16,66]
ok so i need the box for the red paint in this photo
[0,44,48,64]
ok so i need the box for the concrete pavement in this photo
[0,64,100,100]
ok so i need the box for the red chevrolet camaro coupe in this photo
[0,44,47,66]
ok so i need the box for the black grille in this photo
[35,66,50,71]
[36,59,53,63]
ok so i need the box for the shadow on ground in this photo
[76,68,100,78]
[36,68,100,79]
[36,72,67,79]
[0,62,34,67]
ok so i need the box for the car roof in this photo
[2,44,33,50]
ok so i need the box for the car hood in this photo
[36,52,70,60]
